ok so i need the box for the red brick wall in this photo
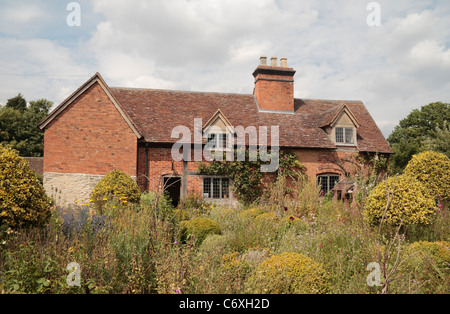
[137,145,362,197]
[137,146,184,192]
[290,149,361,178]
[254,69,295,112]
[187,176,203,196]
[43,82,138,176]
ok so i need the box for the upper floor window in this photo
[206,133,231,150]
[335,127,354,144]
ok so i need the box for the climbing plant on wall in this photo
[197,150,305,205]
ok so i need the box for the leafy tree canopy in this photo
[5,93,27,112]
[0,94,53,157]
[387,102,450,173]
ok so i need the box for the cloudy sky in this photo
[0,0,449,137]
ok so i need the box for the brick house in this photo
[38,57,392,206]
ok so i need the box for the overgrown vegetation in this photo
[90,169,142,214]
[198,150,305,205]
[0,148,448,294]
[1,175,448,294]
[0,145,51,229]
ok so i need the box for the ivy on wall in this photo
[197,150,305,205]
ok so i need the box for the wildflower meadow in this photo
[0,145,449,294]
[0,175,448,294]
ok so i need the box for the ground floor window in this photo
[317,174,340,194]
[203,177,230,199]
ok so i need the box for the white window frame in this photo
[205,132,233,151]
[335,127,355,145]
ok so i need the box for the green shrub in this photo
[398,241,450,293]
[247,252,331,294]
[1,241,63,294]
[363,175,436,226]
[403,151,450,202]
[173,209,190,223]
[90,169,141,213]
[254,212,277,223]
[140,191,174,219]
[199,234,229,255]
[0,145,51,229]
[406,241,450,270]
[180,217,221,245]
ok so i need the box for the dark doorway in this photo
[163,177,181,208]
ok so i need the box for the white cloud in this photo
[0,37,92,106]
[1,0,449,138]
[1,2,47,24]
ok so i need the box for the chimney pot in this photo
[253,57,296,112]
[270,57,278,67]
[260,56,267,65]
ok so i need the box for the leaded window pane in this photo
[203,177,211,198]
[345,128,354,144]
[335,127,344,143]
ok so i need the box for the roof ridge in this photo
[111,88,364,103]
[110,86,253,97]
[296,98,363,104]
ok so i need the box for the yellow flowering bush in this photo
[238,207,263,219]
[254,212,277,223]
[403,151,450,202]
[90,169,141,213]
[0,145,51,229]
[180,217,221,245]
[363,175,435,226]
[221,252,245,272]
[247,252,331,294]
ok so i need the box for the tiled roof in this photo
[110,87,393,153]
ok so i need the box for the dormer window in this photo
[206,133,231,150]
[320,104,360,147]
[203,109,234,152]
[335,127,354,144]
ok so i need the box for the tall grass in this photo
[0,178,448,294]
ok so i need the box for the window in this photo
[206,133,231,150]
[335,127,354,144]
[335,128,344,143]
[317,175,340,194]
[203,177,230,199]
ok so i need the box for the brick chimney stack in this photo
[253,56,296,112]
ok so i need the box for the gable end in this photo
[38,73,142,139]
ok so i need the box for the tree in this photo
[20,99,53,156]
[387,102,450,173]
[5,93,27,112]
[0,94,53,157]
[422,121,450,159]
